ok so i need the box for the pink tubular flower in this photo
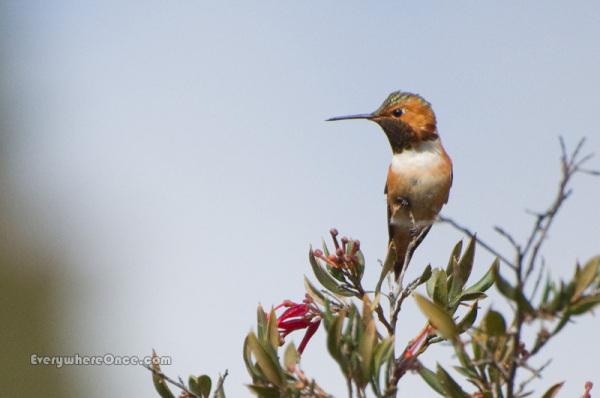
[272,295,321,354]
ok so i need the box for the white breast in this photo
[390,139,444,173]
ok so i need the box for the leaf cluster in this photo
[244,308,330,398]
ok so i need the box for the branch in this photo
[143,363,200,398]
[522,137,597,282]
[390,273,426,331]
[493,225,520,252]
[212,370,228,398]
[438,215,516,270]
[515,359,552,397]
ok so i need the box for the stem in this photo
[438,215,516,271]
[346,377,353,398]
[212,370,228,398]
[143,363,200,398]
[353,281,393,335]
[440,137,597,398]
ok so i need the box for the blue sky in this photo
[3,1,600,397]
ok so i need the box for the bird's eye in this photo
[392,108,403,117]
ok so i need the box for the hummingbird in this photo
[327,91,453,278]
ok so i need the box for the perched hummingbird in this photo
[327,91,453,278]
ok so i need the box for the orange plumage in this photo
[328,91,452,277]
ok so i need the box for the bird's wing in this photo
[384,181,393,243]
[444,169,453,204]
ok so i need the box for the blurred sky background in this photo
[1,1,599,397]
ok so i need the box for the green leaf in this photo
[428,269,449,307]
[436,364,470,398]
[446,240,463,275]
[376,244,397,293]
[426,269,436,298]
[457,237,475,275]
[327,263,348,283]
[326,310,346,362]
[343,306,356,340]
[483,310,506,336]
[247,385,280,398]
[418,264,433,286]
[471,339,482,361]
[372,337,395,386]
[464,258,498,294]
[573,256,600,300]
[457,301,478,333]
[552,312,571,335]
[458,291,487,302]
[214,374,226,398]
[361,294,374,325]
[150,351,176,398]
[569,295,600,315]
[414,293,458,341]
[283,343,299,371]
[189,375,212,398]
[358,318,376,383]
[450,291,487,309]
[453,365,479,380]
[426,269,448,305]
[540,277,553,305]
[256,305,267,341]
[540,381,564,398]
[563,278,576,302]
[246,332,284,387]
[494,266,535,315]
[493,267,516,299]
[309,248,353,296]
[453,343,473,370]
[546,282,568,314]
[418,365,445,396]
[449,237,476,300]
[355,248,366,280]
[322,238,329,257]
[303,276,326,306]
[266,308,280,349]
[243,335,262,380]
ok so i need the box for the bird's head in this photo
[327,91,437,152]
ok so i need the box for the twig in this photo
[212,370,229,398]
[438,215,516,270]
[529,257,546,302]
[142,363,200,398]
[375,304,394,334]
[439,138,597,398]
[507,136,597,398]
[352,278,394,335]
[390,274,425,331]
[515,359,552,397]
[346,377,353,398]
[523,136,597,283]
[494,225,520,252]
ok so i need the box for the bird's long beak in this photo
[326,113,373,122]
